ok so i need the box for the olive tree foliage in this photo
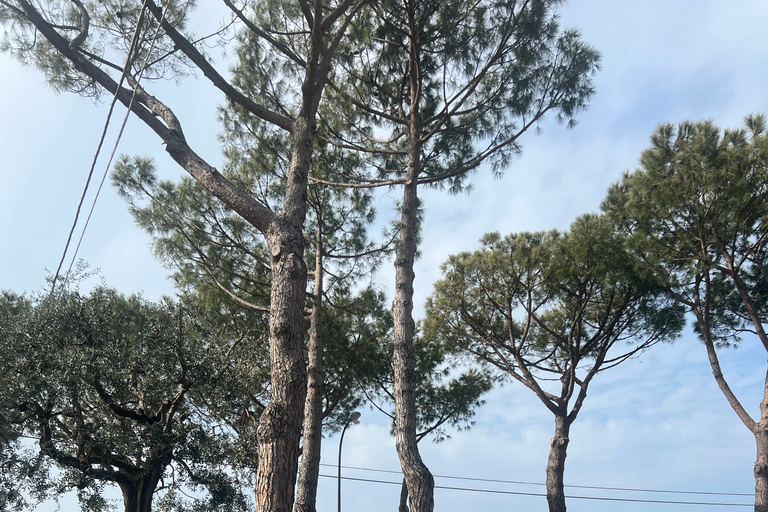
[0,283,269,512]
[424,214,683,512]
[0,0,373,510]
[602,115,768,512]
[319,2,602,510]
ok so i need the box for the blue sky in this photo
[1,1,767,511]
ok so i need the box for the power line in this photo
[63,1,172,282]
[50,0,150,292]
[318,473,752,507]
[320,463,751,498]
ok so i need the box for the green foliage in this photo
[602,115,768,347]
[0,285,266,511]
[425,214,683,415]
[332,0,601,191]
[0,0,198,97]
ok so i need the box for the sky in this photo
[1,0,767,511]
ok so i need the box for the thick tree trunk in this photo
[117,466,164,512]
[255,115,313,512]
[293,238,325,512]
[546,416,571,512]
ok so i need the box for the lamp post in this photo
[338,411,361,512]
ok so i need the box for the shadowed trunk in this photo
[756,428,768,512]
[117,463,165,512]
[399,478,410,512]
[755,369,768,512]
[294,236,325,512]
[546,415,571,512]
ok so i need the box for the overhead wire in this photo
[320,463,752,498]
[50,0,151,292]
[62,0,172,284]
[318,473,752,507]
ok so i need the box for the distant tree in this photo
[602,116,768,512]
[0,284,268,512]
[325,2,602,509]
[424,214,683,512]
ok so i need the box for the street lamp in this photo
[338,411,361,512]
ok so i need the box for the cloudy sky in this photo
[1,0,767,511]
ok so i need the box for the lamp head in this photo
[349,411,361,422]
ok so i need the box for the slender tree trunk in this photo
[391,4,434,511]
[256,114,313,512]
[755,369,768,512]
[293,234,325,512]
[756,429,768,512]
[392,115,434,512]
[546,415,571,512]
[399,478,410,512]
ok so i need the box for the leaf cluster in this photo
[0,285,266,511]
[602,115,768,348]
[425,214,683,417]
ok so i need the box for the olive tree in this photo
[0,284,269,512]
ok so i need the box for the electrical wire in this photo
[62,0,173,283]
[318,473,752,507]
[320,463,752,498]
[50,0,151,292]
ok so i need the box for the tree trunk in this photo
[117,466,164,512]
[755,369,768,512]
[756,428,768,512]
[399,478,410,512]
[391,4,434,511]
[545,415,571,512]
[293,236,325,512]
[255,115,313,512]
[392,122,434,512]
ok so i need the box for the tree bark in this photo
[293,234,325,512]
[546,415,571,512]
[392,121,434,512]
[391,3,434,511]
[117,464,164,512]
[399,478,410,512]
[256,113,315,512]
[756,428,768,512]
[755,368,768,512]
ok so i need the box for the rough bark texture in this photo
[117,463,165,512]
[293,238,325,512]
[546,416,571,512]
[391,5,434,511]
[755,369,768,512]
[399,478,410,512]
[392,113,434,512]
[256,114,315,512]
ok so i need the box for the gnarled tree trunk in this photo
[117,462,165,512]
